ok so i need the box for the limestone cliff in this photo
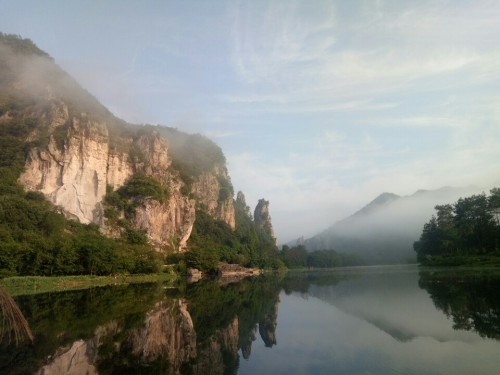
[254,198,277,244]
[1,35,235,253]
[18,115,201,251]
[192,165,235,230]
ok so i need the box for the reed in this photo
[0,286,33,345]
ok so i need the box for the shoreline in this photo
[0,273,177,297]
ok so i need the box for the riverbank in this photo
[418,255,500,267]
[0,272,177,296]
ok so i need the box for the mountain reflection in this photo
[3,268,500,375]
[1,277,282,375]
[418,269,500,340]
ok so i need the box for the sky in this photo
[1,0,500,243]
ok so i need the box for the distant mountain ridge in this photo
[301,186,483,264]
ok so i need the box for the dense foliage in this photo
[183,199,281,272]
[414,189,500,265]
[279,245,363,269]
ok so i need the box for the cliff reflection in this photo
[419,269,500,340]
[1,276,282,375]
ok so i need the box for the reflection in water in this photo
[3,267,500,375]
[2,277,282,375]
[418,269,500,339]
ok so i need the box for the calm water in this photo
[2,266,500,374]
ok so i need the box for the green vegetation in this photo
[279,245,364,269]
[0,272,175,297]
[0,124,162,277]
[184,211,282,272]
[182,199,281,273]
[414,189,500,265]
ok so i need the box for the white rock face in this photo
[107,151,133,190]
[133,196,195,251]
[20,116,114,224]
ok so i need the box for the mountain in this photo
[0,33,278,276]
[301,186,483,264]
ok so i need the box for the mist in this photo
[0,37,110,122]
[302,185,487,264]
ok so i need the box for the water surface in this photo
[2,266,500,374]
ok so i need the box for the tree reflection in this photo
[1,276,283,375]
[419,270,500,340]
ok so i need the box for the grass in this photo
[0,271,178,297]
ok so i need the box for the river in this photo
[2,265,500,374]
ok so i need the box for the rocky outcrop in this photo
[235,191,252,218]
[192,165,235,229]
[217,262,262,284]
[133,197,195,251]
[254,198,277,244]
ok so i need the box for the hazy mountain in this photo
[301,186,484,264]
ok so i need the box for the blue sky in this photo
[1,0,500,242]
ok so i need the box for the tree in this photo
[415,189,500,264]
[414,216,441,260]
[435,204,458,254]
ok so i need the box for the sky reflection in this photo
[239,269,500,375]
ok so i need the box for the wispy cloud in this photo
[228,1,500,114]
[368,116,458,128]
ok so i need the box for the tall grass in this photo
[0,286,33,345]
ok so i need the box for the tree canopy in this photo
[414,189,500,265]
